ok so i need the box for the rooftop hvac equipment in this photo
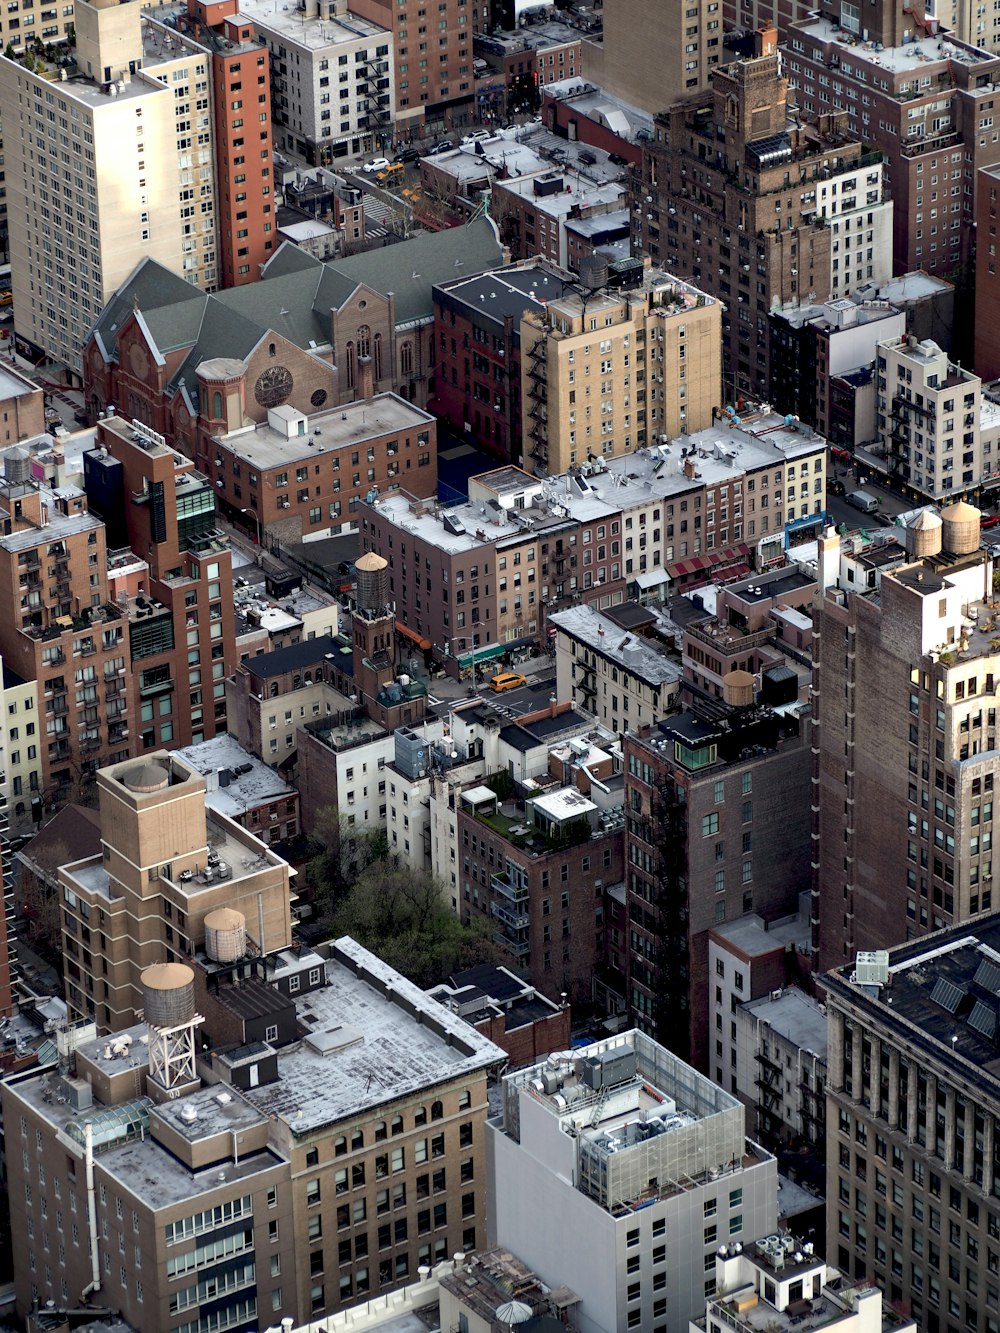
[854,950,890,985]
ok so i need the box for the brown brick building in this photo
[631,27,892,399]
[0,364,45,445]
[85,413,236,752]
[361,467,627,668]
[432,260,566,467]
[455,783,624,1005]
[175,0,276,287]
[198,392,437,548]
[623,684,810,1072]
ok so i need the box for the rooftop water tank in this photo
[141,962,195,1028]
[722,669,755,708]
[906,507,943,558]
[355,550,389,612]
[203,908,247,964]
[123,763,170,794]
[941,500,981,556]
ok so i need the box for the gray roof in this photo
[549,604,683,686]
[90,218,504,396]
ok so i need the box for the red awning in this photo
[665,543,750,581]
[395,620,431,651]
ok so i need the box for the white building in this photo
[550,603,682,734]
[689,1237,916,1333]
[735,988,828,1154]
[813,160,894,299]
[0,0,220,374]
[240,0,393,167]
[488,1030,778,1333]
[865,334,985,501]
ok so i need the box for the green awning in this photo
[457,643,505,669]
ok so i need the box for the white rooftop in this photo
[241,938,504,1132]
[530,785,597,821]
[494,170,625,220]
[742,988,828,1060]
[550,603,683,686]
[794,14,998,74]
[234,0,390,49]
[173,736,296,819]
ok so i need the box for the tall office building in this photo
[822,919,1000,1329]
[812,509,1000,974]
[632,28,892,401]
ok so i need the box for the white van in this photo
[846,490,879,514]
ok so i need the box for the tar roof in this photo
[435,265,567,324]
[245,635,341,679]
[823,919,1000,1087]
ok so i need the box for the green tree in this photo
[329,861,502,989]
[308,807,388,921]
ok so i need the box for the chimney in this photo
[755,24,777,56]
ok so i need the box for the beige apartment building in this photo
[519,271,721,476]
[59,751,294,1029]
[0,0,219,376]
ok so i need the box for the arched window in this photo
[212,390,223,419]
[400,340,413,376]
[431,1099,444,1121]
[373,331,383,381]
[269,342,277,357]
[346,341,356,388]
[270,682,279,698]
[357,324,371,359]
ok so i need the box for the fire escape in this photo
[359,55,392,146]
[887,393,934,485]
[526,339,549,472]
[754,1046,783,1147]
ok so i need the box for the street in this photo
[825,467,912,530]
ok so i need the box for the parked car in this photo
[826,477,846,496]
[462,129,492,143]
[362,157,391,174]
[394,146,419,163]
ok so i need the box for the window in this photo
[702,812,719,837]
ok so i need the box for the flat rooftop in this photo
[549,604,682,686]
[743,988,828,1060]
[494,170,625,220]
[233,0,390,47]
[240,938,504,1133]
[823,918,1000,1086]
[217,394,433,470]
[435,263,567,324]
[712,901,811,959]
[173,736,296,817]
[793,13,999,77]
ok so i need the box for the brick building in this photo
[361,467,627,668]
[632,27,892,400]
[200,394,436,548]
[975,164,1000,380]
[432,260,566,467]
[427,963,571,1068]
[85,412,236,752]
[174,0,275,287]
[173,734,300,845]
[518,268,721,475]
[492,169,626,271]
[0,364,45,446]
[455,781,624,1005]
[623,679,811,1072]
[785,1,1000,285]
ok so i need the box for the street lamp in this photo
[240,507,263,562]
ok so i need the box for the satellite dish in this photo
[496,1301,533,1328]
